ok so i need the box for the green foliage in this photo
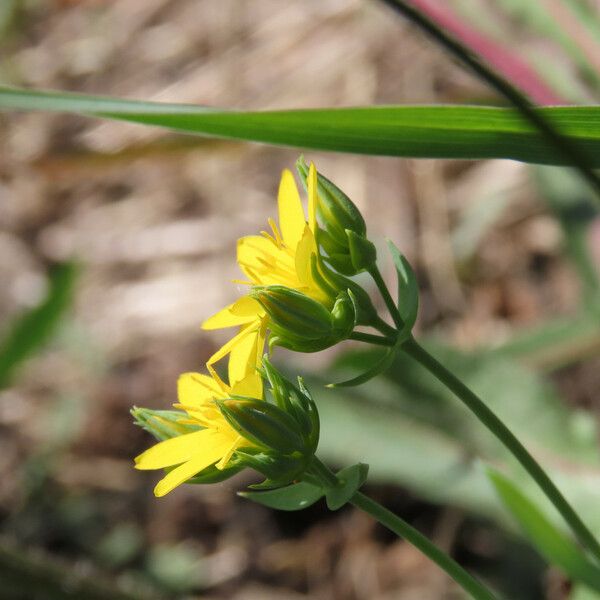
[0,262,78,389]
[487,468,600,591]
[315,341,600,534]
[324,463,369,510]
[240,481,325,511]
[2,86,600,165]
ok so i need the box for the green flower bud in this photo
[314,257,378,326]
[131,407,200,442]
[217,397,306,455]
[234,449,308,489]
[346,229,377,272]
[250,285,356,352]
[296,156,366,245]
[261,356,319,453]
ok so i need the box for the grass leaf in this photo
[2,86,600,165]
[0,262,78,388]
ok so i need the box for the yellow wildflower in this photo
[134,366,262,497]
[202,163,334,366]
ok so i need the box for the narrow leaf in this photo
[487,467,600,591]
[240,481,325,511]
[2,87,600,165]
[0,262,77,388]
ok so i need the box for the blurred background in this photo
[1,1,600,598]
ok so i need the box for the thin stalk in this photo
[378,0,600,201]
[373,315,398,338]
[369,266,405,330]
[310,458,497,600]
[402,336,600,561]
[349,331,395,346]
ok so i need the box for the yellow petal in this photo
[294,226,314,287]
[206,318,262,378]
[237,235,278,282]
[178,372,226,408]
[134,429,212,470]
[228,321,265,385]
[215,435,243,469]
[307,163,318,233]
[278,169,306,248]
[202,297,260,330]
[232,371,263,400]
[153,431,234,497]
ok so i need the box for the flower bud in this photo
[296,156,373,276]
[217,397,306,455]
[296,156,366,245]
[250,286,356,352]
[261,355,319,452]
[346,229,377,272]
[131,407,199,441]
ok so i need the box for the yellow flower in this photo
[202,163,334,367]
[134,366,262,497]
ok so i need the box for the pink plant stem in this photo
[408,0,566,105]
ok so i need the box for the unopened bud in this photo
[131,407,198,442]
[251,286,356,352]
[217,397,306,455]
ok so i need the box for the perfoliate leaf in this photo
[386,240,419,337]
[487,467,600,592]
[240,481,325,511]
[326,463,369,511]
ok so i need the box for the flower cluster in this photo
[134,159,379,496]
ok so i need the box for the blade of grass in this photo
[3,87,600,166]
[488,468,600,591]
[0,262,78,388]
[377,0,600,200]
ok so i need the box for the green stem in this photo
[351,492,497,600]
[378,0,600,202]
[369,266,405,330]
[373,315,398,338]
[402,336,600,562]
[350,331,396,346]
[310,458,497,600]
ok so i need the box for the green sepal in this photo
[260,356,320,452]
[186,463,244,485]
[315,257,378,326]
[240,481,325,511]
[234,449,305,488]
[217,397,306,454]
[325,463,369,510]
[296,156,366,243]
[386,239,419,340]
[347,230,377,273]
[253,286,355,352]
[487,467,600,592]
[131,407,200,442]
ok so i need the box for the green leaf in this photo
[2,86,600,165]
[239,481,325,511]
[386,240,419,337]
[315,341,600,535]
[487,468,600,591]
[0,262,78,388]
[327,347,396,388]
[571,585,600,600]
[325,463,369,511]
